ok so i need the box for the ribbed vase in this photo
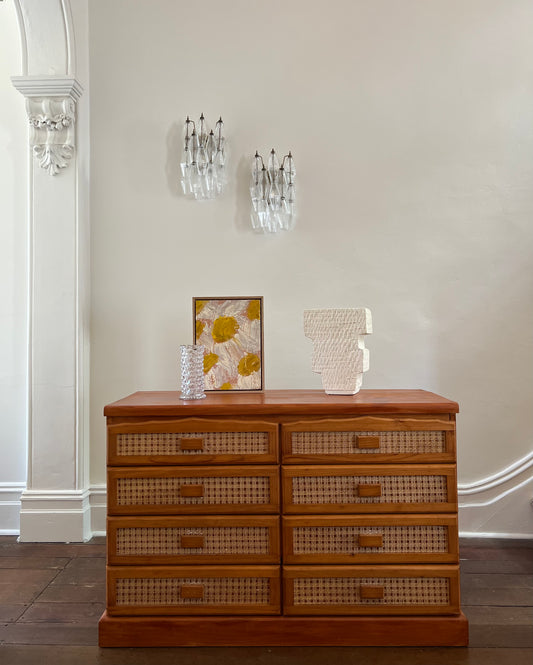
[179,344,206,400]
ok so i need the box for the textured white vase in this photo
[303,308,372,395]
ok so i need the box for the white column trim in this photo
[10,0,91,543]
[60,0,76,76]
[13,0,75,77]
[12,0,28,75]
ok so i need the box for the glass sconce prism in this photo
[250,148,296,233]
[180,114,227,200]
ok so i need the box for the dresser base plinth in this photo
[98,611,469,647]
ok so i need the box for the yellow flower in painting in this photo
[195,300,207,315]
[212,316,239,343]
[220,382,233,390]
[238,353,261,377]
[196,320,205,339]
[203,352,219,374]
[246,300,261,321]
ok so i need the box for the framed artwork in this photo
[193,297,264,391]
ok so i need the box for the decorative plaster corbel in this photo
[26,96,75,175]
[11,76,83,176]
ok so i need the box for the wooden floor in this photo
[0,536,531,664]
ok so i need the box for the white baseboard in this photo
[459,531,533,540]
[0,484,106,541]
[0,482,25,535]
[19,488,92,542]
[90,483,107,535]
[458,452,533,538]
[3,455,532,541]
[85,462,533,540]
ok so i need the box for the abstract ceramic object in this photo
[179,344,206,400]
[303,308,372,395]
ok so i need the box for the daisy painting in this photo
[193,297,264,391]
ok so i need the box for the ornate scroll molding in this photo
[11,76,83,175]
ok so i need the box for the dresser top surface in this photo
[104,389,458,417]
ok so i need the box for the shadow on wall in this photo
[432,264,533,480]
[165,124,253,235]
[235,154,253,234]
[166,122,182,198]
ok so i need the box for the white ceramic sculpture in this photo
[303,308,372,395]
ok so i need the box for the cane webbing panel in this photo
[291,430,445,455]
[291,475,447,505]
[116,476,271,506]
[117,431,269,457]
[116,526,271,556]
[293,577,449,605]
[115,576,270,606]
[292,525,448,554]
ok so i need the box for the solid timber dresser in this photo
[98,389,468,647]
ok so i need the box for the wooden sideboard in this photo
[99,389,468,647]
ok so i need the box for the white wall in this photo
[0,0,28,533]
[89,0,533,535]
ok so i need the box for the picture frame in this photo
[193,296,264,391]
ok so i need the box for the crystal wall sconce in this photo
[180,114,227,200]
[251,149,296,233]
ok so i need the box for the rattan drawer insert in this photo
[107,565,281,616]
[283,565,461,615]
[282,465,457,514]
[282,515,458,564]
[108,466,280,515]
[108,515,280,565]
[282,417,455,464]
[108,418,279,465]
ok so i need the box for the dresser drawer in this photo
[108,418,278,465]
[282,417,455,464]
[107,565,281,616]
[282,515,458,564]
[108,466,279,515]
[282,465,457,514]
[108,516,280,565]
[283,565,460,615]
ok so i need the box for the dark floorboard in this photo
[2,646,533,665]
[0,535,531,664]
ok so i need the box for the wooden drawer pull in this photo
[180,535,205,548]
[360,585,384,600]
[179,437,204,451]
[180,584,204,599]
[357,483,382,498]
[356,435,380,449]
[179,484,204,498]
[358,534,383,548]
